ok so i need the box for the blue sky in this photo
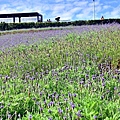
[0,0,120,22]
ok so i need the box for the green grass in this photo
[0,26,120,120]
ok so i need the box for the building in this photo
[0,12,43,23]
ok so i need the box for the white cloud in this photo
[110,6,120,18]
[73,1,88,7]
[103,5,111,10]
[76,7,93,20]
[104,1,118,4]
[55,0,64,2]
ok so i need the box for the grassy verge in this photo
[0,26,72,36]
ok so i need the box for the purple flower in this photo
[32,97,36,101]
[92,75,96,80]
[64,98,68,102]
[101,95,104,100]
[44,100,47,105]
[73,93,76,97]
[39,92,43,96]
[88,81,92,85]
[70,102,75,109]
[63,116,67,120]
[86,74,89,79]
[114,87,117,90]
[40,108,43,112]
[55,94,60,100]
[100,73,104,77]
[68,92,72,97]
[48,118,52,120]
[66,107,69,112]
[102,82,105,86]
[58,108,63,114]
[30,76,35,80]
[0,105,4,109]
[48,109,52,113]
[29,114,32,120]
[49,101,54,107]
[101,77,105,82]
[8,114,11,119]
[53,91,56,95]
[52,94,55,99]
[93,115,98,119]
[80,80,84,84]
[76,110,82,117]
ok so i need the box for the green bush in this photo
[0,19,120,31]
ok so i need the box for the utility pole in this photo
[93,0,95,20]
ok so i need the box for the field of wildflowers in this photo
[0,23,120,120]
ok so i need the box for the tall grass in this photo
[0,24,120,120]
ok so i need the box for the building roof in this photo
[0,12,42,18]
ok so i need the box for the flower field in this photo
[0,23,120,120]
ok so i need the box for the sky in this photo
[0,0,120,22]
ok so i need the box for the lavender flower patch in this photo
[0,23,120,50]
[0,23,120,119]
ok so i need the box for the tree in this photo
[55,17,60,22]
